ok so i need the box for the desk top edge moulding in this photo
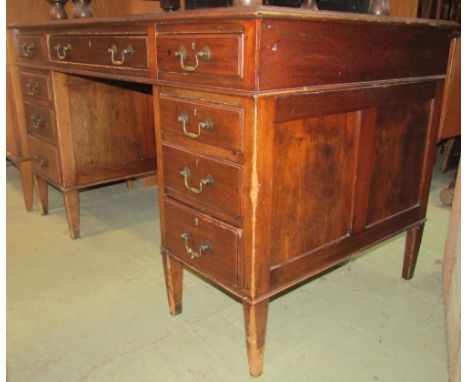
[7,5,459,376]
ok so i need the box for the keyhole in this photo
[195,159,200,167]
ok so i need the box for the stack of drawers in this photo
[17,34,61,189]
[156,21,256,291]
[12,29,157,238]
[159,90,245,289]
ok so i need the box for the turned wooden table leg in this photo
[34,174,49,215]
[63,190,80,239]
[402,223,425,280]
[162,252,183,315]
[18,161,33,212]
[243,300,269,377]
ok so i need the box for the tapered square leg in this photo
[402,223,425,280]
[63,190,80,239]
[34,174,48,215]
[243,300,269,377]
[18,161,33,212]
[162,252,183,315]
[126,179,135,190]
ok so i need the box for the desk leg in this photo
[18,161,33,212]
[402,223,425,280]
[34,174,48,215]
[162,252,183,315]
[126,180,134,190]
[64,190,80,239]
[243,300,269,377]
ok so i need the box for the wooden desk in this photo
[8,7,458,376]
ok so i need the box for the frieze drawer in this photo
[155,20,256,89]
[48,34,149,72]
[16,34,45,63]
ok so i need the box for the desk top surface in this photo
[8,5,459,31]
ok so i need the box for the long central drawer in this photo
[48,34,149,71]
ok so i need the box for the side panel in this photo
[268,81,439,287]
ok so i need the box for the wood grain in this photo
[259,19,452,90]
[243,300,269,377]
[162,251,184,315]
[163,198,242,288]
[438,36,460,141]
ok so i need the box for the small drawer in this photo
[20,71,52,105]
[160,95,244,159]
[48,34,149,71]
[16,34,45,62]
[28,135,61,184]
[24,102,56,143]
[163,198,241,288]
[157,33,244,84]
[163,144,242,222]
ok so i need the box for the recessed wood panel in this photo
[269,112,358,266]
[66,76,155,176]
[366,101,431,226]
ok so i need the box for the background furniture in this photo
[7,37,33,211]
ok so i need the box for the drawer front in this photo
[20,71,52,105]
[160,95,244,157]
[16,34,45,62]
[24,102,56,143]
[157,33,244,84]
[163,198,241,288]
[48,35,149,70]
[163,144,242,221]
[28,135,61,183]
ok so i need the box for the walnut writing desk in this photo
[8,6,458,376]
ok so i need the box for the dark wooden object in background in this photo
[6,37,33,211]
[72,0,93,18]
[48,0,69,20]
[8,6,458,376]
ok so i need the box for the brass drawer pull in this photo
[21,42,35,57]
[180,230,212,259]
[32,155,48,168]
[179,166,214,194]
[30,115,45,129]
[174,46,211,72]
[25,81,40,96]
[178,112,214,139]
[54,43,72,60]
[108,45,133,66]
